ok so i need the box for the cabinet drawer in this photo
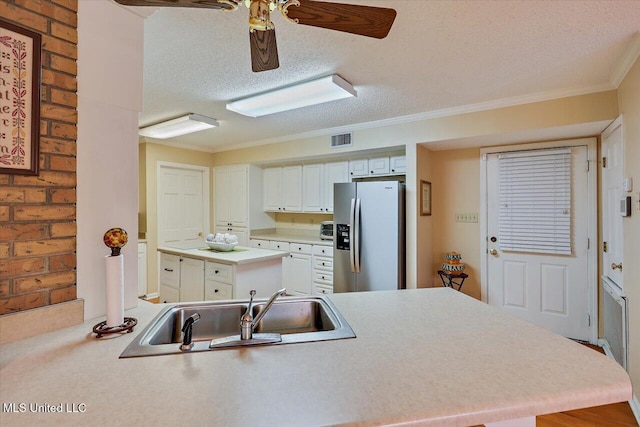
[160,254,180,288]
[205,281,233,300]
[313,270,333,284]
[313,283,333,295]
[250,239,270,249]
[312,245,333,257]
[205,262,233,284]
[313,256,333,271]
[159,284,180,304]
[289,243,312,255]
[269,241,290,251]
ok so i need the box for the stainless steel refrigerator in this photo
[333,181,405,292]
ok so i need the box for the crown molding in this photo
[211,84,614,153]
[610,31,640,88]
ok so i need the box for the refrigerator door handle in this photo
[349,198,356,273]
[354,198,361,273]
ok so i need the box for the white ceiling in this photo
[132,0,640,152]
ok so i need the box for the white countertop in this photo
[0,289,631,426]
[251,228,333,246]
[157,245,288,265]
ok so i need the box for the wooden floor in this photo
[141,297,636,425]
[536,344,637,426]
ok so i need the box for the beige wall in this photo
[617,56,640,412]
[275,213,332,231]
[416,145,434,287]
[430,148,482,299]
[139,142,216,296]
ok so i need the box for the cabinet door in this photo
[281,166,303,212]
[302,164,323,213]
[160,284,180,304]
[228,165,248,226]
[160,253,180,288]
[369,157,390,175]
[137,242,147,297]
[323,161,349,213]
[214,167,231,226]
[250,239,269,249]
[180,257,205,302]
[349,159,369,177]
[263,167,282,211]
[390,155,406,174]
[283,253,312,295]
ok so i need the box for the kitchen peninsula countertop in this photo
[157,245,288,265]
[0,289,631,426]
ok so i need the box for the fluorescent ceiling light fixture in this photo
[226,74,357,118]
[138,114,219,139]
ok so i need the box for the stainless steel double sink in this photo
[120,295,355,358]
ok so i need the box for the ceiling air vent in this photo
[331,133,352,148]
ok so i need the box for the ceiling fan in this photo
[114,0,396,72]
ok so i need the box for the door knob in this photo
[198,232,203,237]
[611,262,623,271]
[489,249,498,256]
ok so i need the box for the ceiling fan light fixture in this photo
[226,74,357,117]
[138,114,219,139]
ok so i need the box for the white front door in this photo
[485,143,594,341]
[158,163,209,248]
[601,117,624,288]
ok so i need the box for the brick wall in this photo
[0,0,78,315]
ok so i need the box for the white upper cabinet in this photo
[303,164,323,212]
[215,164,274,240]
[322,161,349,213]
[215,165,248,227]
[263,166,302,212]
[369,157,390,175]
[349,159,369,178]
[303,162,349,213]
[390,155,406,174]
[282,166,303,211]
[263,167,282,211]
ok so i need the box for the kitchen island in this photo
[0,289,631,426]
[157,245,288,302]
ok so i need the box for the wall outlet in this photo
[455,212,478,223]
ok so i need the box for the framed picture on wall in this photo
[420,180,432,216]
[0,19,42,175]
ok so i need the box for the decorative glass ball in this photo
[104,228,128,256]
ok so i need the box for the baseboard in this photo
[0,299,84,344]
[630,394,640,426]
[598,339,640,425]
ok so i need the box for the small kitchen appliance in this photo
[320,221,334,240]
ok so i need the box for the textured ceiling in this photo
[132,0,640,152]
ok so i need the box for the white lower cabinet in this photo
[205,261,234,300]
[312,244,334,295]
[137,242,147,297]
[282,244,312,295]
[159,253,205,303]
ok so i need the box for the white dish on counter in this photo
[205,241,237,252]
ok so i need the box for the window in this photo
[498,148,572,255]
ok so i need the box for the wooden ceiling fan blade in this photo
[286,0,396,39]
[250,29,280,72]
[114,0,231,9]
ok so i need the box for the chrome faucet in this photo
[240,288,286,340]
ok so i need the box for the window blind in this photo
[498,148,572,255]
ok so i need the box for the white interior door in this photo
[158,163,209,248]
[601,118,624,288]
[485,144,593,341]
